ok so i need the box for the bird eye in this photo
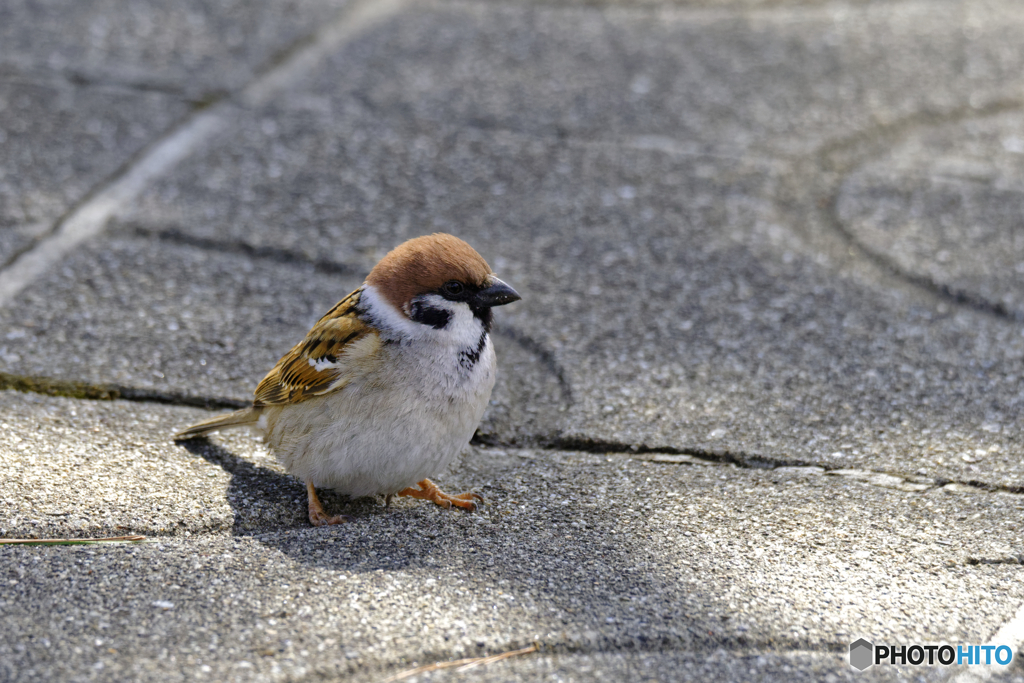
[443,280,465,296]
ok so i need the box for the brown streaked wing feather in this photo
[254,288,379,406]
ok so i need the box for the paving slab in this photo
[3,392,1024,681]
[1,390,265,539]
[3,108,1024,487]
[99,0,1024,490]
[0,235,366,400]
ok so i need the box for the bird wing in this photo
[253,287,382,406]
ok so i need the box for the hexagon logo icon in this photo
[850,638,874,670]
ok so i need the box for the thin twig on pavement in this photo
[0,535,147,545]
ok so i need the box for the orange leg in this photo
[396,479,483,511]
[307,482,351,527]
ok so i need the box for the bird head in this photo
[365,233,520,332]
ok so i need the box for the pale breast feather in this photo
[254,288,381,405]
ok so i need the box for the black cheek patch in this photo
[409,301,451,329]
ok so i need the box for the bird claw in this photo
[309,510,351,526]
[450,492,484,511]
[306,482,350,527]
[396,479,484,512]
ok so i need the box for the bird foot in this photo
[306,482,351,526]
[396,479,483,511]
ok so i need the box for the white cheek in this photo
[360,284,430,341]
[435,299,485,348]
[362,285,485,348]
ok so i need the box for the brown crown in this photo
[365,234,492,313]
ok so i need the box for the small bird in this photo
[175,233,520,526]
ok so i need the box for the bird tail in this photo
[173,407,261,441]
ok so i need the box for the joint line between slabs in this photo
[0,0,407,310]
[2,370,1019,500]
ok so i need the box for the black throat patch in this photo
[472,306,493,333]
[459,330,489,370]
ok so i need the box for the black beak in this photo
[473,276,521,308]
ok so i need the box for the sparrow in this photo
[174,233,520,526]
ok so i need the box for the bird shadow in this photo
[175,438,833,655]
[177,438,385,535]
[176,436,535,573]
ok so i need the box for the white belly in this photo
[259,340,496,497]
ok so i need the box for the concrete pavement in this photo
[3,0,1024,680]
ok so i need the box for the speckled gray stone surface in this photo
[3,393,1024,682]
[0,236,367,398]
[297,1,1024,156]
[0,82,188,265]
[0,0,353,266]
[0,0,351,99]
[410,652,910,682]
[837,109,1024,318]
[2,83,1023,487]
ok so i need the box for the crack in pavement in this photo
[816,98,1024,171]
[269,637,854,683]
[3,5,1024,681]
[1,369,1018,500]
[0,65,201,101]
[0,371,247,411]
[37,222,577,411]
[811,96,1024,322]
[491,323,575,407]
[523,436,1024,497]
[263,65,1024,327]
[823,183,1023,321]
[124,224,571,408]
[130,224,365,278]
